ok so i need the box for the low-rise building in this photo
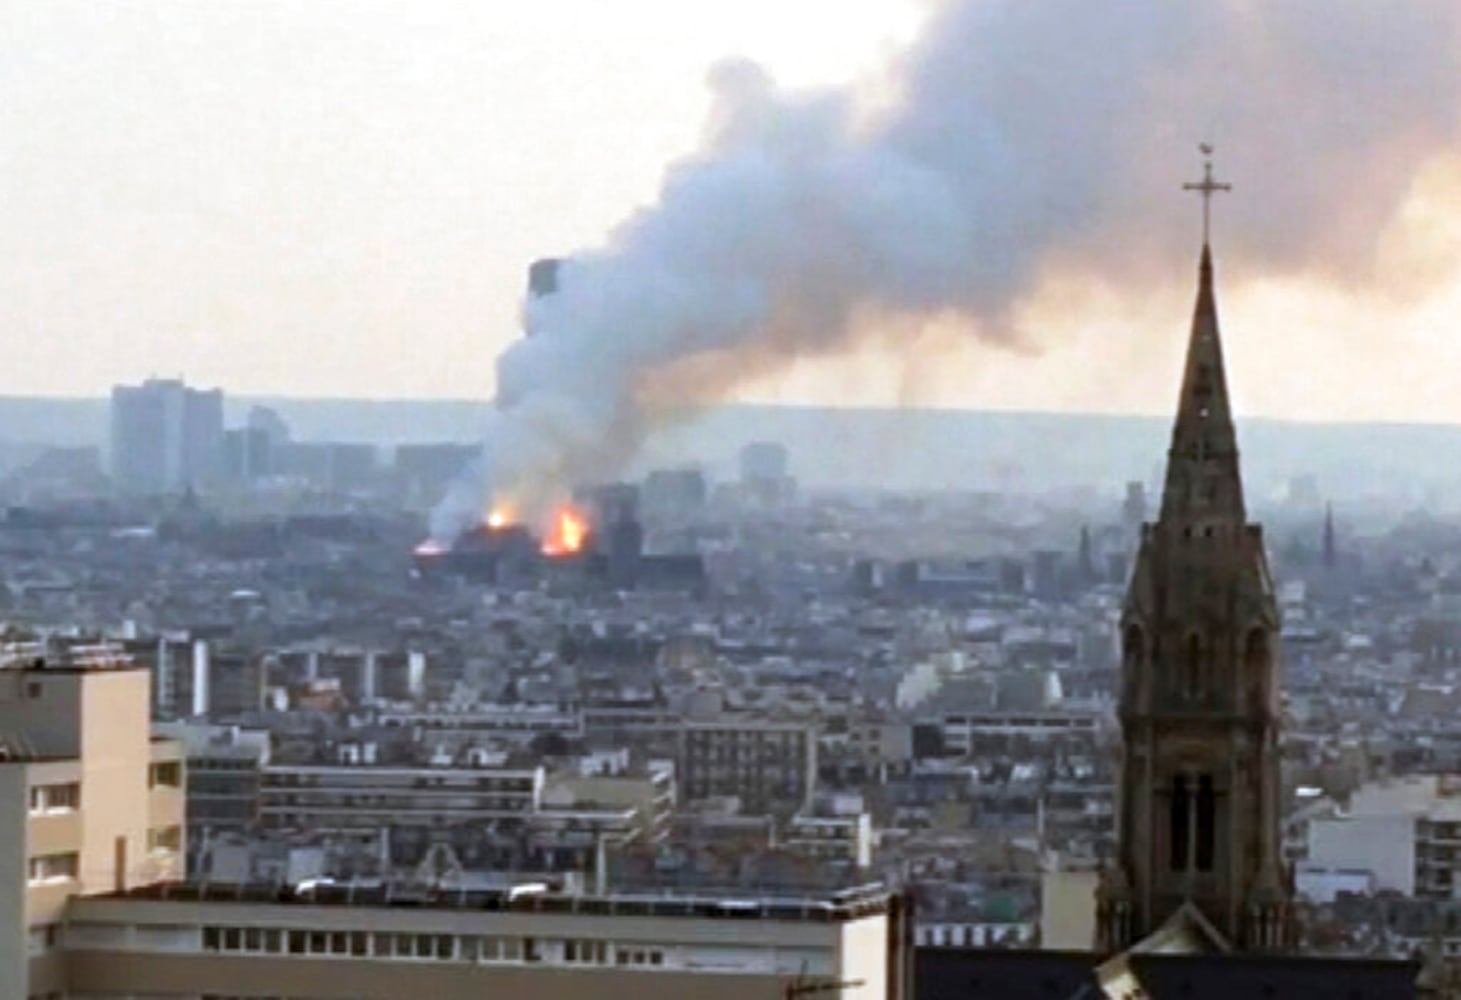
[63,881,905,1000]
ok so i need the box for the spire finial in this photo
[1182,143,1232,245]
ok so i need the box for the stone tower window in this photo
[1196,775,1216,872]
[1170,775,1189,872]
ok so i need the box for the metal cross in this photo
[1182,143,1231,244]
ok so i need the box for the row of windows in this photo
[262,793,529,810]
[29,782,80,814]
[201,927,664,967]
[265,773,534,792]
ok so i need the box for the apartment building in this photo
[938,709,1105,757]
[153,723,269,874]
[62,880,904,1000]
[0,654,186,998]
[678,717,819,814]
[258,752,545,835]
[1307,775,1461,899]
[0,642,916,999]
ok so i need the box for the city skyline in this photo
[3,1,1461,424]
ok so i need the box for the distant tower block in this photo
[528,257,562,300]
[1122,481,1147,530]
[519,257,565,346]
[1322,503,1337,570]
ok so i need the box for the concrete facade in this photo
[60,885,900,1000]
[0,662,186,998]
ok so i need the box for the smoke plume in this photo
[433,0,1461,539]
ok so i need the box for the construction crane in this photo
[782,976,865,999]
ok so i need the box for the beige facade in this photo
[0,663,185,998]
[61,885,900,1000]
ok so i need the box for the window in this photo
[1196,775,1216,872]
[150,762,183,788]
[28,924,59,955]
[148,825,183,852]
[564,940,604,964]
[27,852,78,884]
[203,927,222,952]
[1169,777,1189,872]
[29,783,80,814]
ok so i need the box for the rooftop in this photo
[100,879,894,924]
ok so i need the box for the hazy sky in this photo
[5,1,1461,422]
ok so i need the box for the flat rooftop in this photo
[100,880,894,923]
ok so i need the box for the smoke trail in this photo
[432,0,1461,538]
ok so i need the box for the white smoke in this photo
[432,0,1461,539]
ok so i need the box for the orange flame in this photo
[541,505,590,557]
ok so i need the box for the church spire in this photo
[1101,150,1290,955]
[1159,153,1243,525]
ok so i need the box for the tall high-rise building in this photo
[1097,238,1291,952]
[738,441,793,505]
[110,378,224,494]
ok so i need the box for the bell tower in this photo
[1097,151,1291,953]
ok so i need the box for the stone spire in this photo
[1157,243,1246,526]
[1098,150,1290,955]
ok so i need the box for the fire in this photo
[485,503,517,531]
[541,505,590,557]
